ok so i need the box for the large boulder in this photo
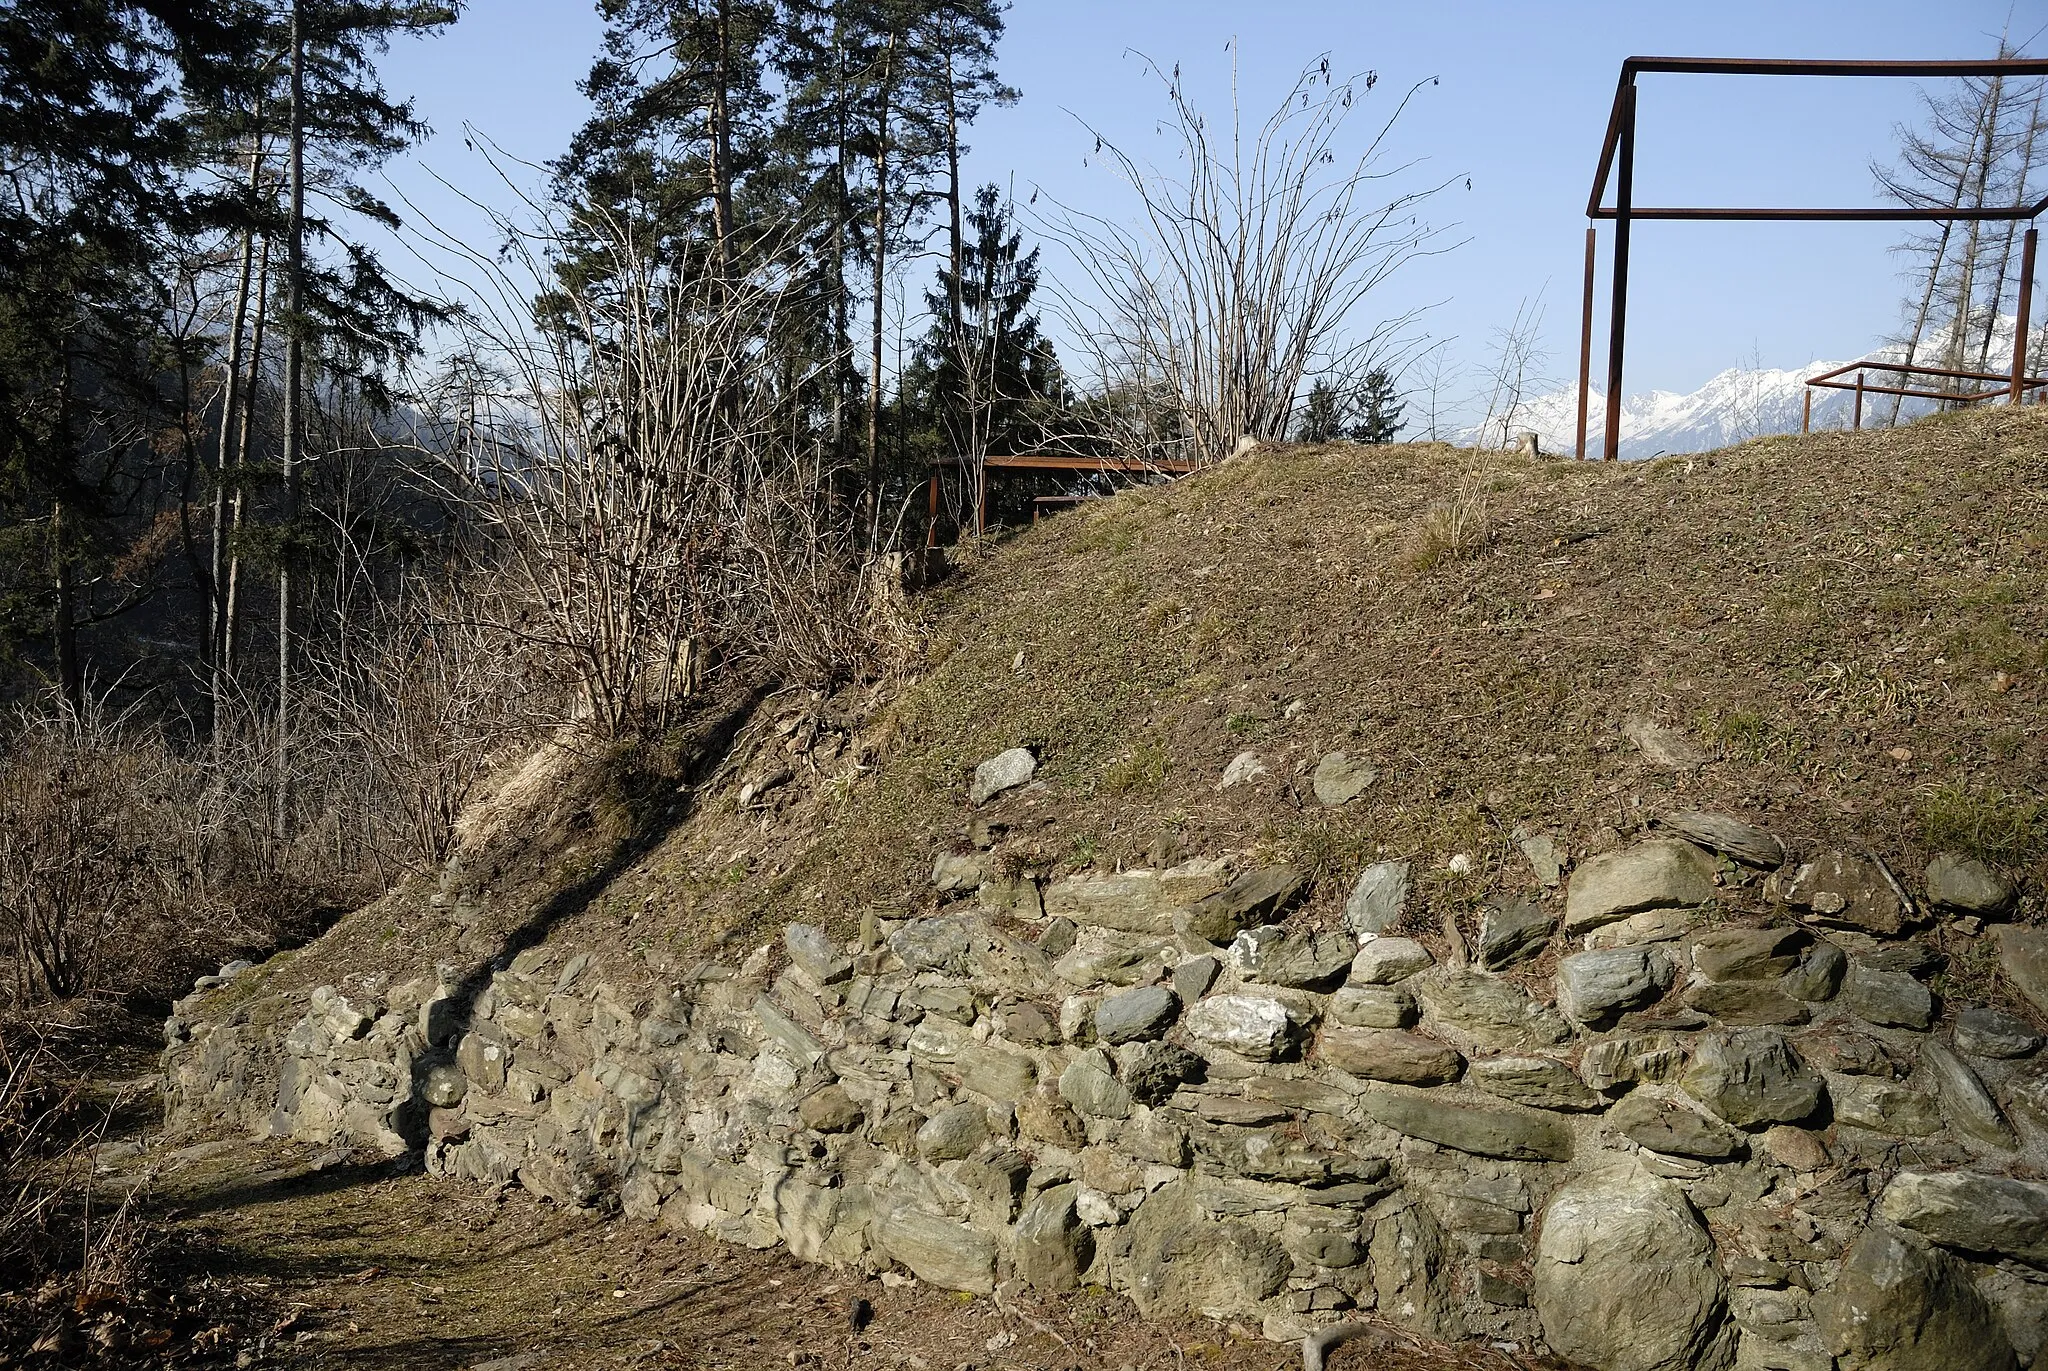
[1184,994,1297,1061]
[1877,1171,2048,1266]
[1564,839,1718,934]
[1124,1179,1291,1319]
[1532,1162,1732,1371]
[1416,971,1571,1048]
[1317,1029,1463,1085]
[872,1208,998,1295]
[1924,854,2017,917]
[1557,946,1673,1025]
[1012,1183,1093,1291]
[1681,1029,1824,1128]
[1356,1084,1572,1161]
[1815,1226,2017,1371]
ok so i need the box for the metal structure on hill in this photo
[1578,55,2048,461]
[926,453,1198,544]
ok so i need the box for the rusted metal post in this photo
[1577,225,1596,459]
[1802,389,1811,434]
[1603,82,1636,461]
[2012,227,2037,405]
[927,468,940,547]
[1853,372,1864,429]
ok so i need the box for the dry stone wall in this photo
[165,812,2048,1370]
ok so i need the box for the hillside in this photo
[230,404,2048,1015]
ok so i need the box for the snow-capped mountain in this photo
[1467,321,2032,459]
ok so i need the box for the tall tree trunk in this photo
[224,235,272,688]
[1944,75,2004,392]
[210,121,264,750]
[944,43,963,335]
[51,498,81,722]
[828,6,847,477]
[1976,79,2044,371]
[277,0,306,837]
[866,32,895,547]
[707,0,735,273]
[1886,91,1995,425]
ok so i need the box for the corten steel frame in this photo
[926,454,1199,544]
[1578,56,2048,461]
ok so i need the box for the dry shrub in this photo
[1402,471,1492,571]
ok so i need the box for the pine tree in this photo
[1351,369,1405,445]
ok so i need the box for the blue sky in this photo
[376,0,2044,412]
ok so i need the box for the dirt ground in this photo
[111,1132,1531,1371]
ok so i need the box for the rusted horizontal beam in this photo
[1590,204,2044,222]
[1807,358,2048,385]
[1625,56,2048,77]
[929,454,1201,473]
[1804,379,2029,403]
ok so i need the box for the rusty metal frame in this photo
[926,453,1199,544]
[1578,56,2048,460]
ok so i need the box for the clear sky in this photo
[375,0,2045,411]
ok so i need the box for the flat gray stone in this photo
[1114,1040,1203,1104]
[1468,1056,1602,1111]
[969,747,1036,805]
[1533,1163,1730,1371]
[1954,1006,2043,1060]
[1564,839,1718,934]
[1691,925,1807,981]
[873,1207,998,1294]
[1356,1085,1572,1161]
[931,851,986,893]
[1172,955,1220,1003]
[1058,1048,1133,1119]
[1844,964,1934,1031]
[784,924,852,985]
[916,1101,990,1161]
[1179,865,1306,945]
[1416,971,1571,1048]
[1781,942,1847,1002]
[1044,859,1231,935]
[1682,980,1810,1026]
[1607,1092,1747,1159]
[1681,1029,1824,1128]
[1317,1028,1463,1085]
[1829,1076,1943,1136]
[1478,898,1555,969]
[1777,852,1913,936]
[1328,985,1415,1029]
[1348,936,1433,985]
[1661,811,1785,869]
[1816,1226,2018,1371]
[1343,860,1411,937]
[1878,1170,2048,1265]
[1557,946,1673,1024]
[1184,994,1296,1061]
[1231,925,1355,988]
[1312,751,1378,806]
[1013,1184,1093,1291]
[1519,834,1565,887]
[798,1084,864,1133]
[890,917,970,973]
[1921,1039,2018,1150]
[1925,853,2018,917]
[1093,985,1180,1045]
[1997,925,2048,1019]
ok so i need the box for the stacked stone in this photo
[164,802,2048,1371]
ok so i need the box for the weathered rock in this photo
[1877,1171,2048,1265]
[1608,1092,1748,1160]
[930,851,986,894]
[1682,1030,1825,1128]
[1581,1033,1691,1093]
[1231,926,1356,988]
[1478,898,1555,969]
[1953,1006,2043,1060]
[1683,980,1811,1026]
[1016,1088,1086,1146]
[1533,1163,1731,1371]
[2012,1061,2048,1131]
[1328,985,1415,1029]
[1282,1205,1365,1269]
[1179,865,1306,945]
[1558,946,1673,1024]
[798,1084,864,1133]
[1777,853,1913,937]
[1312,751,1378,806]
[1125,1180,1291,1319]
[1013,1184,1093,1291]
[1356,1085,1572,1161]
[1625,716,1708,770]
[969,747,1036,805]
[1996,925,2048,1019]
[889,918,969,973]
[873,1207,998,1294]
[454,1029,508,1093]
[1055,935,1171,988]
[1920,1040,2018,1150]
[1781,942,1848,1002]
[1114,1040,1204,1104]
[1815,1226,2018,1371]
[1370,1203,1457,1338]
[422,1063,467,1109]
[1416,971,1571,1048]
[997,1000,1059,1045]
[1349,936,1434,986]
[1058,1048,1133,1119]
[1520,833,1566,887]
[916,1101,990,1161]
[1172,954,1220,1003]
[1692,926,1808,982]
[1662,811,1786,869]
[1343,860,1411,937]
[1044,858,1232,935]
[1318,1029,1463,1085]
[1093,985,1180,1045]
[1469,1055,1603,1111]
[784,924,852,985]
[1564,838,1719,934]
[1184,994,1297,1061]
[1217,749,1268,790]
[1844,964,1935,1031]
[1796,1028,1909,1079]
[1829,1076,1944,1136]
[1759,1124,1830,1173]
[1924,854,2018,917]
